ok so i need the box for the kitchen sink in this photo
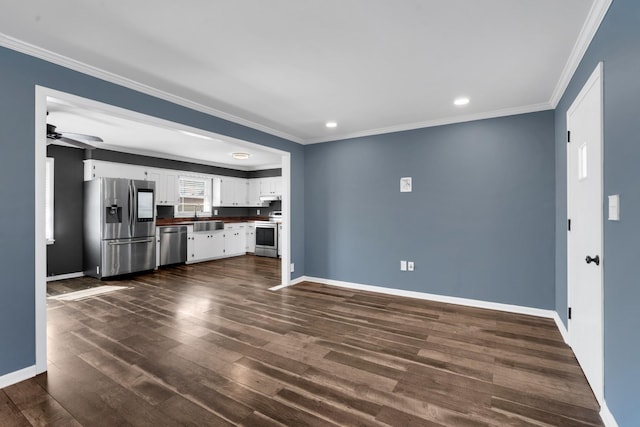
[192,221,225,232]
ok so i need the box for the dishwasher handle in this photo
[108,238,154,246]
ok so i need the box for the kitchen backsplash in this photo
[212,200,282,218]
[156,201,281,219]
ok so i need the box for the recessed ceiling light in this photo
[325,121,338,128]
[179,130,213,140]
[231,152,250,160]
[454,97,470,106]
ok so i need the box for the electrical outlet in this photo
[257,209,261,215]
[290,263,295,273]
[214,209,218,215]
[408,261,415,271]
[400,260,407,271]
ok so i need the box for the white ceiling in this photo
[2,1,604,145]
[46,97,283,170]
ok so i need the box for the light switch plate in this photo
[400,177,412,192]
[400,260,407,271]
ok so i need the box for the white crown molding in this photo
[0,365,37,389]
[549,0,613,108]
[304,102,552,144]
[0,32,304,145]
[291,276,557,319]
[1,0,611,148]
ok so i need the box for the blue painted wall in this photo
[0,46,304,377]
[554,1,640,424]
[3,3,638,422]
[305,111,555,309]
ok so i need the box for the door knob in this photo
[585,255,600,266]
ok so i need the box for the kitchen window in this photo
[177,175,211,216]
[45,157,54,244]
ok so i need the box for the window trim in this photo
[175,174,212,217]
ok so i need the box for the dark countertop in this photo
[156,216,268,226]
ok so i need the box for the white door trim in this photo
[35,86,48,374]
[34,86,292,371]
[566,61,604,405]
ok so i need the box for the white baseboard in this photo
[600,400,619,427]
[0,365,37,389]
[290,276,307,286]
[553,311,569,344]
[269,275,305,291]
[46,271,84,282]
[296,276,556,319]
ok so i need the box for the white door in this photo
[567,62,604,404]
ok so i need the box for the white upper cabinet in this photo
[260,177,282,196]
[149,170,179,205]
[85,160,279,210]
[247,179,264,207]
[84,160,149,181]
[213,176,249,207]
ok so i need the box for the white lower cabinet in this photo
[188,230,224,263]
[225,223,247,256]
[187,223,248,264]
[246,224,256,253]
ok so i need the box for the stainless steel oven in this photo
[255,221,278,258]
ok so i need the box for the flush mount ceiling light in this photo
[454,97,470,106]
[231,152,251,160]
[325,121,338,128]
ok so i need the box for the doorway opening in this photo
[35,86,292,373]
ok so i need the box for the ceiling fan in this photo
[46,123,103,150]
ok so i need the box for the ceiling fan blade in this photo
[58,137,96,150]
[60,132,103,142]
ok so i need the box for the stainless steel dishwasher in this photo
[159,226,188,266]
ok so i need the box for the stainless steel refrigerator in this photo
[84,178,156,279]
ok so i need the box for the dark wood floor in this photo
[1,255,602,426]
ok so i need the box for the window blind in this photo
[179,176,206,198]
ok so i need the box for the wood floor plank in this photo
[158,395,235,427]
[0,255,602,426]
[238,411,288,427]
[0,390,35,427]
[235,357,383,417]
[275,387,389,427]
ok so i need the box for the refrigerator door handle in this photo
[128,182,134,235]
